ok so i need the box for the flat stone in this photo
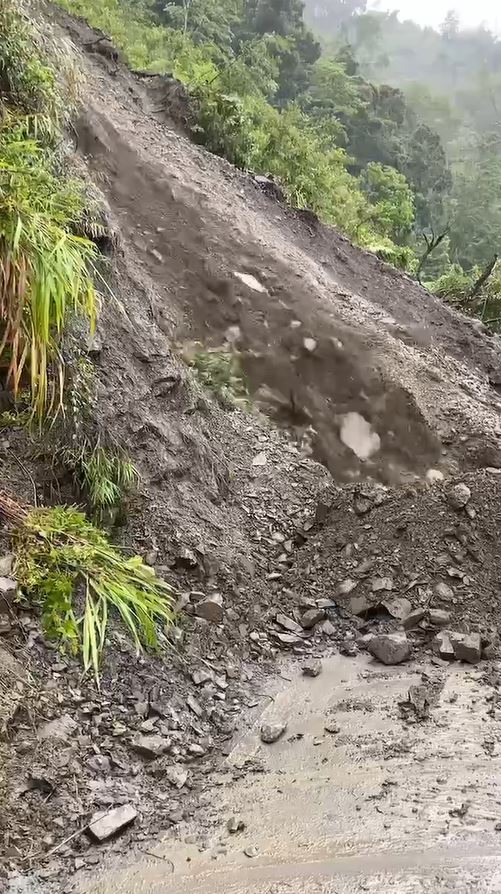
[132,735,170,759]
[195,595,223,623]
[450,632,482,664]
[88,805,137,842]
[302,659,322,677]
[429,609,451,627]
[39,713,78,742]
[368,632,411,665]
[260,721,287,744]
[447,483,471,510]
[276,613,303,635]
[381,597,412,620]
[434,582,455,602]
[432,630,455,661]
[300,608,325,629]
[372,577,393,593]
[403,608,426,629]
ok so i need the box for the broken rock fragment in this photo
[429,609,450,627]
[447,483,471,510]
[368,632,411,665]
[195,594,223,623]
[88,805,137,842]
[132,734,170,759]
[260,721,287,744]
[450,632,482,664]
[432,630,455,661]
[300,608,325,629]
[302,659,322,677]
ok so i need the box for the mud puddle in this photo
[79,655,501,893]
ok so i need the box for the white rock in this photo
[88,805,137,842]
[340,412,380,460]
[234,272,266,293]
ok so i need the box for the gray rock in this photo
[447,483,471,510]
[165,765,188,788]
[195,594,223,623]
[339,638,358,656]
[372,577,394,593]
[381,597,412,620]
[368,632,411,665]
[88,805,137,842]
[187,743,206,756]
[276,613,303,635]
[450,632,482,664]
[432,630,455,661]
[39,713,78,741]
[300,608,325,629]
[86,755,112,774]
[337,579,358,596]
[348,595,370,616]
[403,608,426,629]
[0,576,16,597]
[227,816,245,834]
[260,721,287,744]
[302,659,322,677]
[132,734,170,759]
[434,582,455,602]
[429,609,450,627]
[324,719,340,734]
[0,555,14,577]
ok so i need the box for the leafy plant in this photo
[5,499,173,680]
[189,347,249,408]
[0,116,99,417]
[56,441,138,511]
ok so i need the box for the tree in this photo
[401,123,452,231]
[359,162,414,243]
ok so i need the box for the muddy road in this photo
[79,655,501,894]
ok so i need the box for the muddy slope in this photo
[60,10,501,486]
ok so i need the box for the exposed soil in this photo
[2,9,501,893]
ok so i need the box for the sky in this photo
[368,0,500,32]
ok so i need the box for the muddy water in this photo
[81,656,501,893]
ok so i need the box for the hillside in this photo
[2,4,501,892]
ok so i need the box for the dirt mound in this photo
[287,470,501,642]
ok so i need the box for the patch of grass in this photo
[189,348,249,409]
[56,441,138,512]
[9,501,173,680]
[0,115,99,418]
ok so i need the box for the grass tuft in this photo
[11,502,173,680]
[188,347,249,409]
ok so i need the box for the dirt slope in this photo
[3,9,501,891]
[60,11,501,486]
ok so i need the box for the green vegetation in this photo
[189,347,249,408]
[55,441,138,512]
[0,0,99,417]
[0,1,173,677]
[54,0,501,326]
[11,503,173,680]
